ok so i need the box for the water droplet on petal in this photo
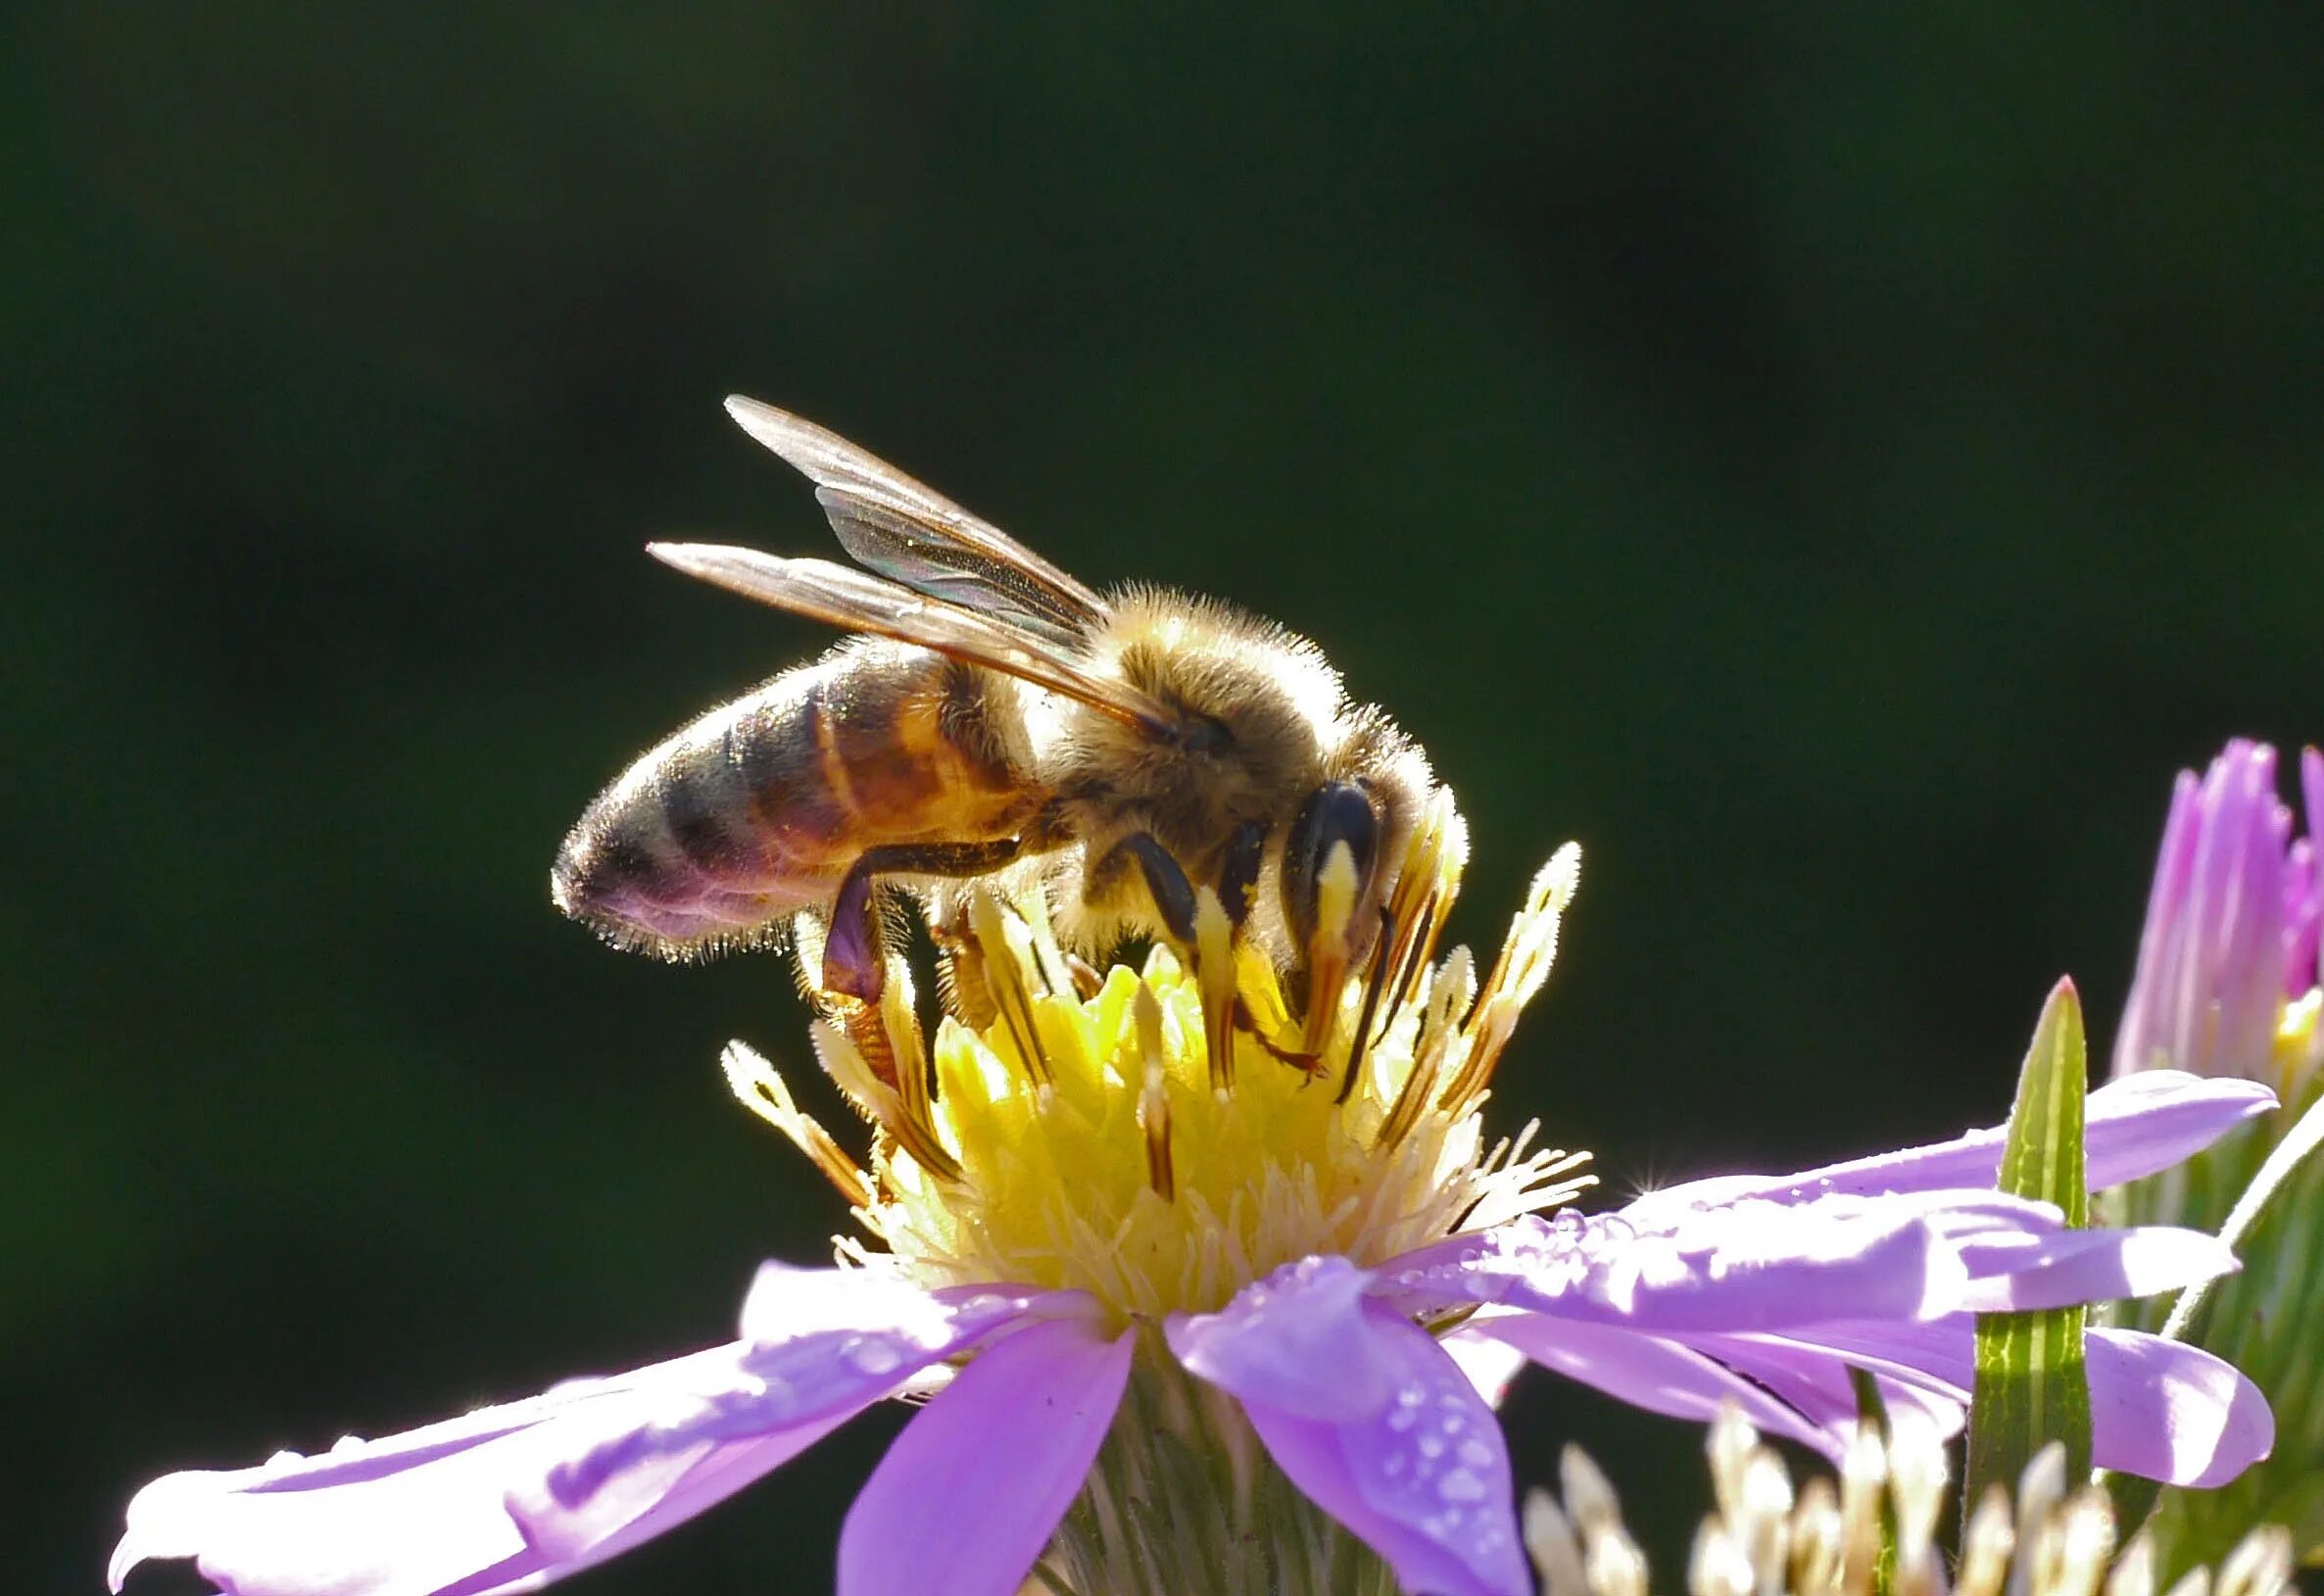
[1437,1466,1487,1503]
[846,1337,904,1376]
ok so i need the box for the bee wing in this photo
[724,396,1108,645]
[809,490,1095,649]
[648,543,1169,733]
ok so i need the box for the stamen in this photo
[881,964,949,1176]
[1380,946,1475,1149]
[822,1019,962,1184]
[1524,1488,1589,1596]
[720,1040,872,1208]
[1379,792,1469,1005]
[2048,1491,2116,1596]
[1135,983,1176,1200]
[1192,888,1237,1092]
[1334,905,1397,1105]
[1380,888,1441,1037]
[970,893,1051,1087]
[1957,1486,2016,1596]
[807,1016,903,1129]
[1462,843,1582,1091]
[728,798,1587,1323]
[1792,1476,1845,1596]
[1013,887,1077,998]
[1837,1429,1885,1596]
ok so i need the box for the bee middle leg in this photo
[822,838,1025,1001]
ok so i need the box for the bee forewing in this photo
[646,542,1168,732]
[812,488,1092,646]
[723,395,1109,633]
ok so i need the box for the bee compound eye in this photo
[1281,781,1380,949]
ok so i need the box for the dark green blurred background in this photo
[11,7,2321,1592]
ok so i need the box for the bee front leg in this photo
[1093,830,1266,1090]
[1089,833,1198,946]
[1218,819,1267,930]
[1089,823,1266,947]
[821,838,1026,1002]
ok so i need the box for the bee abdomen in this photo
[553,673,841,954]
[552,644,1034,958]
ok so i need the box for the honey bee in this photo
[552,397,1435,1047]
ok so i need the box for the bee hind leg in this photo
[821,838,1026,1002]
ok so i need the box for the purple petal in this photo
[2086,1327,2274,1488]
[1472,1313,1835,1455]
[111,1268,1079,1596]
[1439,1322,1528,1408]
[494,1419,856,1594]
[1167,1255,1400,1422]
[1671,1330,1968,1447]
[1717,1318,2272,1486]
[2118,767,2204,1082]
[2116,742,2316,1081]
[1225,1305,1530,1596]
[1384,1200,1965,1332]
[738,1261,1062,1349]
[548,1269,1065,1509]
[2293,747,2323,991]
[838,1316,1132,1596]
[110,1341,833,1596]
[1633,1072,2274,1209]
[1951,1226,2239,1313]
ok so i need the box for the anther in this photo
[970,892,1051,1087]
[1134,983,1176,1200]
[720,1040,873,1208]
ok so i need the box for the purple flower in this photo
[2106,741,2324,1573]
[111,1078,2275,1596]
[115,817,2279,1596]
[2113,739,2323,1088]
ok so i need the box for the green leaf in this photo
[1965,978,2094,1505]
[2103,1085,2324,1540]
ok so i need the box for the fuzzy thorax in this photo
[726,791,1591,1324]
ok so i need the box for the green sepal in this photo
[1965,978,2095,1505]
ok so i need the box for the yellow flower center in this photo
[725,792,1592,1324]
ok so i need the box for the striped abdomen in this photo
[552,640,1038,956]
